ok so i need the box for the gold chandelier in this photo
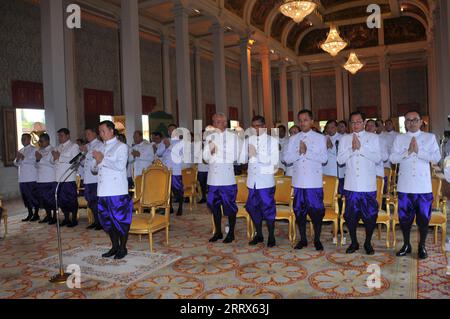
[344,52,364,74]
[320,25,348,57]
[279,0,317,23]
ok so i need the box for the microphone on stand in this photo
[69,152,86,165]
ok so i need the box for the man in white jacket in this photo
[390,110,441,259]
[14,133,39,222]
[93,121,132,260]
[284,110,328,251]
[338,112,381,255]
[203,113,242,244]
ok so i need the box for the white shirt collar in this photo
[106,137,118,145]
[407,130,421,137]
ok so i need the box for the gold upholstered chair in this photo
[274,176,296,244]
[182,166,198,211]
[429,177,447,252]
[321,175,340,245]
[76,175,93,225]
[129,160,172,252]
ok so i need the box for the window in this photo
[142,115,150,141]
[398,116,406,133]
[230,120,240,130]
[319,121,328,133]
[16,109,45,151]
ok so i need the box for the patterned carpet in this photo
[0,205,448,299]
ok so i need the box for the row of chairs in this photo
[0,199,8,238]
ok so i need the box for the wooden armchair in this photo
[274,176,296,244]
[129,160,172,252]
[132,175,143,214]
[0,199,7,238]
[182,166,198,211]
[322,175,340,245]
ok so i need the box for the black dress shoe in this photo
[102,248,118,258]
[30,215,40,222]
[418,245,428,259]
[67,221,78,228]
[198,199,207,204]
[94,225,103,231]
[294,240,308,250]
[249,236,264,246]
[346,243,360,254]
[396,244,412,257]
[223,234,235,244]
[364,243,375,255]
[176,209,183,216]
[209,233,223,242]
[59,220,69,227]
[314,241,324,251]
[170,208,174,215]
[87,224,96,229]
[22,215,32,222]
[114,249,128,260]
[39,216,50,224]
[48,218,57,225]
[267,239,276,248]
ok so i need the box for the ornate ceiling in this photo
[224,0,432,56]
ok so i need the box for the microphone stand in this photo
[49,159,83,284]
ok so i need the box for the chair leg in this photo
[334,220,338,246]
[392,222,397,248]
[309,222,314,241]
[211,215,215,235]
[3,216,7,237]
[441,224,446,252]
[378,224,382,240]
[149,233,153,253]
[340,219,344,246]
[139,235,142,242]
[166,227,169,246]
[434,226,438,245]
[386,223,390,249]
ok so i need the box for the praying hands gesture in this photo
[408,137,419,155]
[15,152,25,162]
[327,137,333,150]
[131,150,141,158]
[249,144,257,159]
[209,141,217,155]
[92,150,104,165]
[352,134,361,151]
[51,150,60,161]
[35,151,42,162]
[299,140,307,155]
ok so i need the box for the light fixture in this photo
[270,49,275,54]
[193,8,201,14]
[248,39,256,46]
[320,25,348,57]
[343,52,364,74]
[279,0,317,24]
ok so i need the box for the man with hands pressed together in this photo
[284,110,328,251]
[337,112,381,255]
[92,121,132,260]
[390,110,441,259]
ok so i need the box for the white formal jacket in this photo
[96,137,129,197]
[284,130,328,189]
[83,138,103,185]
[323,133,343,177]
[239,133,279,189]
[131,141,154,177]
[337,131,381,192]
[52,140,80,183]
[36,145,56,183]
[14,144,38,183]
[203,129,241,186]
[390,130,441,194]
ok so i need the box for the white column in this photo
[240,38,253,128]
[161,31,172,115]
[194,43,203,122]
[302,72,311,110]
[335,65,344,121]
[379,55,391,121]
[64,15,78,137]
[41,0,68,142]
[260,46,273,127]
[174,3,193,130]
[291,67,302,120]
[279,62,289,126]
[212,21,227,115]
[121,0,143,143]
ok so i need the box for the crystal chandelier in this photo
[279,0,317,24]
[344,52,364,74]
[320,25,348,57]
